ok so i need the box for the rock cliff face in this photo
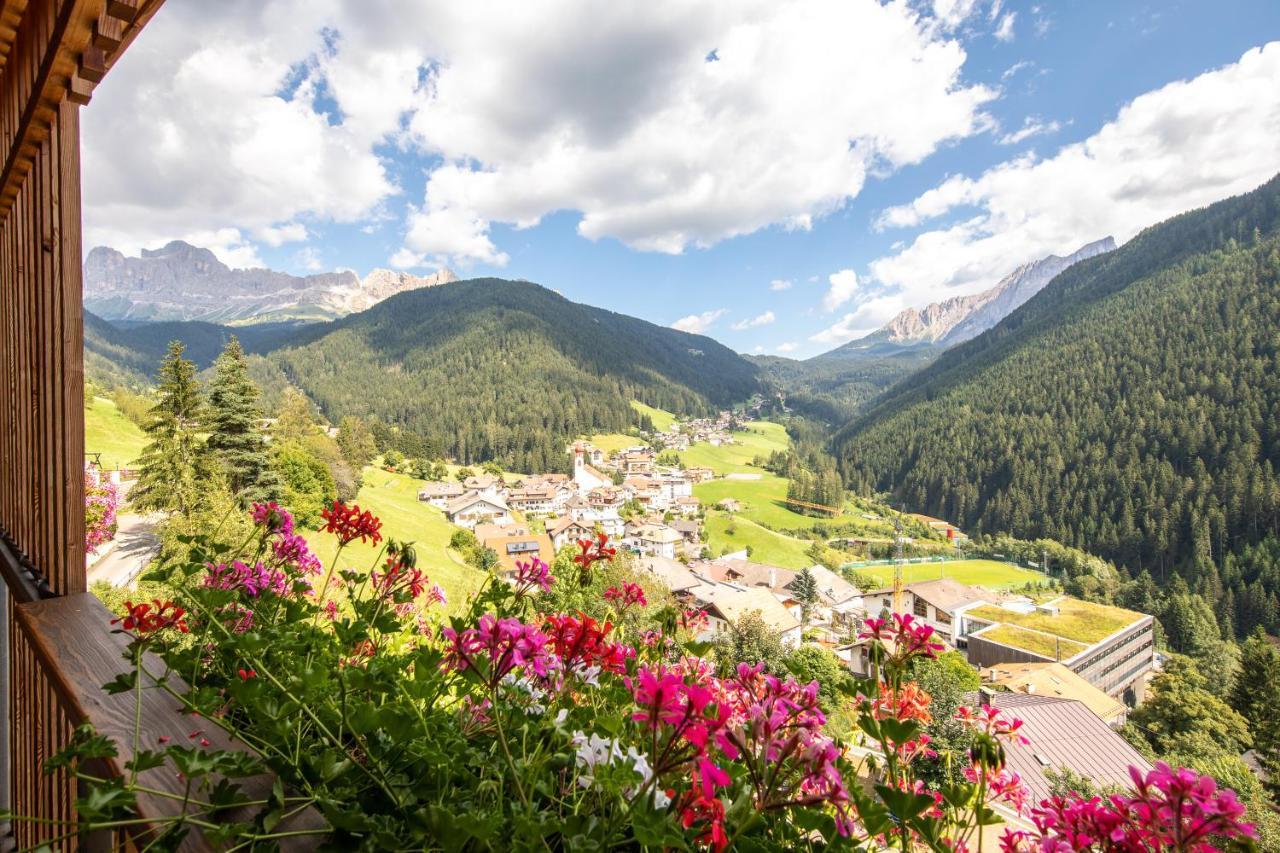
[856,237,1118,348]
[941,237,1117,344]
[84,240,457,323]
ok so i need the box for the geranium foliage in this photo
[12,502,1259,851]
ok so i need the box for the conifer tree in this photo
[1230,630,1280,796]
[205,338,278,505]
[791,566,820,623]
[132,341,209,519]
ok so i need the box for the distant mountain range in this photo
[753,238,1117,421]
[84,240,457,323]
[823,237,1117,358]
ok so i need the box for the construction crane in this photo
[892,517,906,614]
[783,497,842,515]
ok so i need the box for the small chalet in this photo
[548,515,596,551]
[445,492,513,529]
[418,481,467,508]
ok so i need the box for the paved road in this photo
[87,510,163,588]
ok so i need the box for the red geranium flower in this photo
[320,500,383,545]
[111,599,189,635]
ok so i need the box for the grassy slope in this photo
[300,467,484,612]
[849,559,1047,591]
[703,513,814,569]
[678,421,789,474]
[631,401,677,432]
[85,396,148,469]
[587,433,647,455]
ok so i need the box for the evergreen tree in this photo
[791,566,820,623]
[274,387,318,443]
[1230,630,1280,796]
[205,338,279,505]
[337,415,377,470]
[132,342,210,519]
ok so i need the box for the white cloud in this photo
[294,246,325,271]
[731,310,776,330]
[672,308,727,334]
[998,115,1061,145]
[993,11,1016,41]
[769,278,793,291]
[396,0,995,265]
[82,1,402,266]
[775,341,798,353]
[810,295,904,345]
[822,269,860,312]
[932,0,980,30]
[255,222,309,247]
[871,42,1280,304]
[752,345,765,354]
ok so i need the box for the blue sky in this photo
[82,1,1280,358]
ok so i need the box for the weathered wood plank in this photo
[16,594,329,849]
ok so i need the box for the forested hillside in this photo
[835,175,1280,637]
[752,344,939,423]
[273,278,760,471]
[87,279,762,472]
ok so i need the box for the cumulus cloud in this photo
[731,310,776,330]
[672,309,728,334]
[822,269,860,311]
[84,0,997,269]
[82,0,400,265]
[775,341,798,353]
[769,278,793,291]
[810,295,904,345]
[998,115,1061,145]
[397,0,995,265]
[871,42,1280,304]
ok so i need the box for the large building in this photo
[959,597,1155,703]
[862,578,991,645]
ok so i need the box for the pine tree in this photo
[205,338,279,505]
[132,342,209,519]
[1230,630,1280,796]
[791,566,820,624]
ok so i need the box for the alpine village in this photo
[0,0,1278,850]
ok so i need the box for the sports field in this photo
[845,559,1047,590]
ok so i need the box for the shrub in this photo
[20,502,1260,851]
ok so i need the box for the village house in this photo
[568,504,626,540]
[668,519,702,549]
[717,498,741,513]
[788,565,863,630]
[862,578,990,645]
[620,449,655,476]
[445,492,513,530]
[463,474,507,501]
[628,523,684,559]
[587,486,625,511]
[569,441,605,467]
[672,496,701,517]
[506,483,560,515]
[480,529,556,576]
[691,583,804,649]
[417,480,467,508]
[623,476,666,510]
[548,515,596,551]
[638,555,703,596]
[684,467,715,483]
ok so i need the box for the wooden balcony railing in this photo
[0,529,326,849]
